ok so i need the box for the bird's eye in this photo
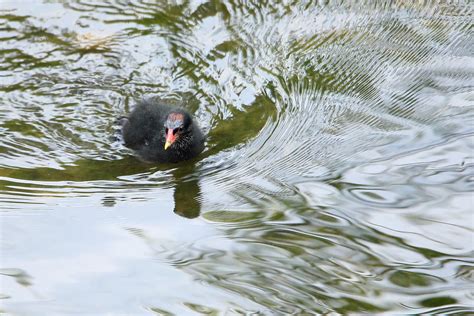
[178,127,184,133]
[165,128,169,134]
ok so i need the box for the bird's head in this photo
[164,110,192,150]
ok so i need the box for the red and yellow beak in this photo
[164,129,176,150]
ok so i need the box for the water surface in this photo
[1,1,473,314]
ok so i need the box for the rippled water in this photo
[1,1,473,314]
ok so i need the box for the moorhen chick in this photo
[121,99,205,163]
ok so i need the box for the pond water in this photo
[1,1,473,314]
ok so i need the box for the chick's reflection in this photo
[173,173,201,219]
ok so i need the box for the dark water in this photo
[1,1,473,314]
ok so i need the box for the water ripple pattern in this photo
[0,1,473,314]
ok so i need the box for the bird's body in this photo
[121,99,205,163]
